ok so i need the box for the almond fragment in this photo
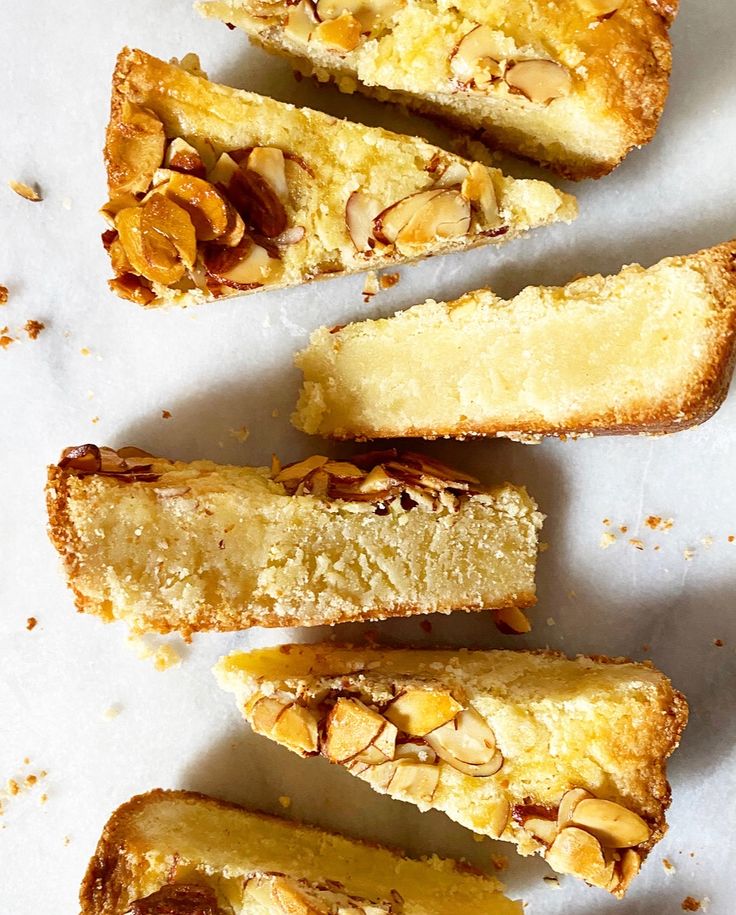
[461,162,500,226]
[316,0,403,34]
[570,798,651,848]
[425,707,502,776]
[141,193,197,269]
[115,205,184,286]
[524,816,559,846]
[394,741,437,764]
[250,696,290,734]
[450,26,505,88]
[165,138,206,178]
[557,787,594,829]
[384,689,463,737]
[493,606,531,634]
[486,798,511,839]
[545,827,615,886]
[9,180,42,202]
[353,720,398,765]
[162,171,232,241]
[433,161,470,188]
[108,274,156,305]
[346,190,381,253]
[227,166,288,238]
[209,152,240,188]
[505,59,572,104]
[614,848,642,894]
[323,698,387,763]
[322,460,364,479]
[271,703,320,754]
[373,189,443,245]
[285,0,320,41]
[394,190,471,254]
[106,102,165,200]
[275,455,329,482]
[246,148,289,203]
[204,236,282,290]
[387,760,439,804]
[312,13,363,52]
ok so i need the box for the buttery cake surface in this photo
[80,789,520,914]
[293,240,736,440]
[217,643,688,896]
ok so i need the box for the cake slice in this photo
[80,789,520,914]
[102,49,575,308]
[46,445,542,635]
[216,644,688,897]
[293,240,736,441]
[197,0,677,179]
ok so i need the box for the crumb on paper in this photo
[681,898,701,912]
[642,644,651,652]
[538,541,549,552]
[490,854,508,872]
[714,639,724,648]
[362,271,379,302]
[9,180,42,202]
[26,617,37,631]
[0,286,8,305]
[542,876,561,889]
[102,704,122,720]
[91,416,100,425]
[683,549,696,561]
[629,538,645,551]
[161,410,172,420]
[645,515,674,531]
[472,833,485,843]
[602,517,611,526]
[24,320,45,340]
[0,335,15,350]
[80,347,90,356]
[278,795,292,809]
[546,617,556,626]
[128,635,183,671]
[63,835,71,846]
[229,425,250,443]
[663,858,676,874]
[419,619,432,634]
[600,532,617,549]
[700,536,713,548]
[619,525,628,533]
[62,197,72,211]
[568,590,577,599]
[39,793,48,805]
[379,272,400,290]
[271,408,280,418]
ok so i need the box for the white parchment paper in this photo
[1,0,735,911]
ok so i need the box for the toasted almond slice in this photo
[461,162,500,226]
[558,788,594,829]
[373,189,444,245]
[614,848,642,894]
[505,59,572,104]
[165,138,206,178]
[486,798,511,839]
[285,0,320,41]
[524,816,559,846]
[354,720,398,765]
[425,707,502,776]
[394,190,471,254]
[217,203,246,247]
[434,161,470,188]
[361,759,398,789]
[388,760,440,804]
[227,166,288,239]
[322,460,365,479]
[115,205,185,286]
[394,741,437,765]
[346,190,381,252]
[9,180,42,202]
[275,455,330,482]
[359,465,394,493]
[250,696,289,734]
[570,798,651,848]
[162,171,231,241]
[247,147,289,203]
[316,0,403,32]
[204,236,282,290]
[271,703,320,754]
[108,274,156,305]
[450,25,505,85]
[106,101,165,200]
[142,193,197,269]
[312,12,363,52]
[109,238,133,276]
[384,689,463,737]
[209,152,240,187]
[493,607,532,634]
[323,698,387,763]
[545,827,615,886]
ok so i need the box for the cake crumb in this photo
[628,538,645,550]
[662,858,676,874]
[714,639,724,648]
[0,286,8,305]
[379,272,400,290]
[542,876,561,889]
[102,704,122,720]
[39,793,48,804]
[683,549,696,561]
[0,335,15,350]
[9,179,42,201]
[63,835,71,846]
[128,635,183,671]
[642,644,651,652]
[602,517,610,526]
[7,780,19,797]
[26,617,37,631]
[80,347,91,356]
[681,898,701,912]
[546,617,556,626]
[419,620,432,633]
[91,416,100,424]
[645,515,674,531]
[271,408,280,418]
[490,854,508,871]
[229,425,250,443]
[161,410,172,420]
[472,833,485,843]
[599,532,617,549]
[700,536,713,548]
[278,795,292,809]
[538,541,549,552]
[619,524,628,533]
[24,320,45,340]
[362,271,379,302]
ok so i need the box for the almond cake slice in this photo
[80,790,520,914]
[46,446,542,636]
[197,0,678,179]
[216,643,688,897]
[102,48,575,308]
[293,240,736,441]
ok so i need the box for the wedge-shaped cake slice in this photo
[102,49,575,308]
[294,240,736,440]
[46,445,542,635]
[81,789,520,914]
[217,644,688,897]
[198,0,677,179]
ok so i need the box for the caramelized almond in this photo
[227,167,288,238]
[505,59,572,104]
[285,0,319,41]
[546,827,615,886]
[312,13,363,52]
[450,26,505,87]
[106,102,165,200]
[204,236,282,290]
[461,162,500,226]
[323,698,387,763]
[141,193,197,269]
[163,171,231,241]
[346,190,381,253]
[394,189,470,253]
[115,205,184,286]
[247,147,289,202]
[570,798,651,848]
[384,689,462,737]
[165,137,206,178]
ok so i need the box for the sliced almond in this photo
[388,760,440,804]
[346,190,381,253]
[247,147,289,203]
[218,204,246,247]
[384,689,463,737]
[115,205,185,286]
[557,788,594,830]
[285,0,320,41]
[425,707,502,776]
[162,171,231,241]
[493,606,531,634]
[433,161,470,188]
[450,26,505,87]
[316,0,403,34]
[208,152,240,187]
[614,848,642,894]
[312,13,363,52]
[274,455,329,483]
[250,696,289,734]
[353,720,398,765]
[322,460,364,479]
[394,190,471,254]
[461,162,500,226]
[9,180,42,202]
[486,798,511,839]
[141,193,197,269]
[106,102,165,200]
[394,741,437,765]
[373,189,443,245]
[570,798,651,848]
[524,816,559,846]
[323,698,387,763]
[359,466,394,493]
[546,827,615,886]
[165,137,206,177]
[227,166,288,239]
[505,59,572,104]
[271,703,320,754]
[204,236,282,290]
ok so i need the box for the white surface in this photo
[1,1,735,912]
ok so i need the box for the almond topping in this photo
[346,190,381,253]
[204,236,282,290]
[615,848,642,894]
[373,189,443,245]
[165,137,206,178]
[285,0,320,41]
[275,455,329,482]
[523,816,559,846]
[128,883,222,915]
[312,13,363,52]
[161,171,232,241]
[323,698,387,763]
[246,147,289,203]
[434,161,470,188]
[486,798,511,839]
[393,190,471,254]
[425,708,502,776]
[387,760,439,804]
[394,741,437,764]
[250,696,290,734]
[505,59,572,104]
[353,720,398,765]
[316,0,403,34]
[106,102,165,200]
[461,162,500,226]
[545,827,615,886]
[108,274,156,305]
[115,204,183,286]
[450,26,506,87]
[271,703,320,754]
[384,689,462,737]
[557,788,594,829]
[141,193,197,269]
[208,152,240,188]
[227,165,288,238]
[570,798,651,848]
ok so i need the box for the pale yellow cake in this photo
[216,644,688,897]
[46,446,542,635]
[197,0,678,179]
[102,49,575,308]
[80,790,520,914]
[293,241,736,440]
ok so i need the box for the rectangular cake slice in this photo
[216,644,688,897]
[293,241,736,440]
[81,789,520,914]
[103,48,575,308]
[46,446,542,635]
[197,0,677,179]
